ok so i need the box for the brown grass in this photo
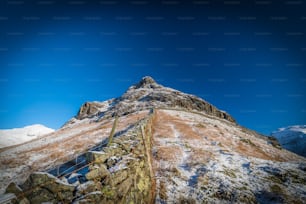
[155,146,183,162]
[153,109,303,162]
[0,111,150,174]
[189,148,213,164]
[153,110,201,140]
[159,181,168,200]
[172,121,202,140]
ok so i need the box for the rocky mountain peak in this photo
[74,76,236,123]
[134,76,157,89]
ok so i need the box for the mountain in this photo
[0,76,305,203]
[271,125,306,157]
[73,76,235,122]
[0,124,54,149]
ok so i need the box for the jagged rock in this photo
[77,102,102,119]
[75,99,114,120]
[115,76,236,122]
[135,76,158,89]
[21,172,75,203]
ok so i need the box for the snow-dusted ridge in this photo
[0,124,54,149]
[271,125,306,157]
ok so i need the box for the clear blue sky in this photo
[0,0,305,135]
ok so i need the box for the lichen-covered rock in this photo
[21,172,75,203]
[110,170,128,186]
[5,182,30,204]
[85,165,109,180]
[87,151,109,164]
[5,182,23,196]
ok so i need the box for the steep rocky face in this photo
[76,100,114,120]
[271,125,306,157]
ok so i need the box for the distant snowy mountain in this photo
[0,124,54,148]
[271,125,306,157]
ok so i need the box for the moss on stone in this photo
[101,186,115,199]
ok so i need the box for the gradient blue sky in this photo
[0,0,305,135]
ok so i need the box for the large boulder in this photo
[21,172,75,203]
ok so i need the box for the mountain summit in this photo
[1,76,306,203]
[134,76,157,88]
[76,76,235,122]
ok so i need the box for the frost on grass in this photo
[152,109,306,203]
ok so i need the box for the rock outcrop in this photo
[76,101,113,120]
[4,172,75,203]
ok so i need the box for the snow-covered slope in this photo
[152,110,306,203]
[0,124,54,148]
[271,125,306,157]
